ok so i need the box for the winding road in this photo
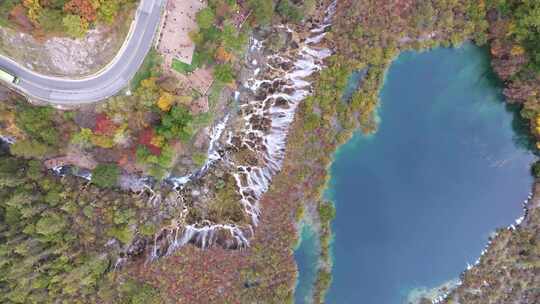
[0,0,164,105]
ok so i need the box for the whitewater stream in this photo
[142,1,338,258]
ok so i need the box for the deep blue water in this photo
[294,224,320,304]
[315,44,534,304]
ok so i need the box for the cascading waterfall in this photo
[229,1,336,232]
[139,1,338,259]
[166,113,230,188]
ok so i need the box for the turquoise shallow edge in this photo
[294,222,320,304]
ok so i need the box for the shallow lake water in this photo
[295,44,535,304]
[294,224,320,304]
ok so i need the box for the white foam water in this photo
[148,223,250,261]
[135,1,338,258]
[0,135,16,145]
[229,1,336,234]
[167,114,230,189]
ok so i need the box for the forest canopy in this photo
[489,0,540,72]
[0,0,135,37]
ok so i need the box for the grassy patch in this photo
[171,58,196,74]
[171,51,206,74]
[208,80,225,108]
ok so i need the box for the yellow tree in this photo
[215,46,233,63]
[156,91,174,111]
[22,0,42,22]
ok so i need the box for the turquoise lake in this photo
[295,44,535,303]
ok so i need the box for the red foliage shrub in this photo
[64,0,97,22]
[94,113,116,136]
[138,128,161,155]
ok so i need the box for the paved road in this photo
[0,0,164,105]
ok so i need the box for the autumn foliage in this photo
[215,46,233,63]
[3,0,128,37]
[94,113,116,136]
[138,128,161,155]
[8,4,34,31]
[64,0,97,22]
[157,91,174,111]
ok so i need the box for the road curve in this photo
[0,0,164,105]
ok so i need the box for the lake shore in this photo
[318,45,534,303]
[444,180,540,303]
[291,1,540,302]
